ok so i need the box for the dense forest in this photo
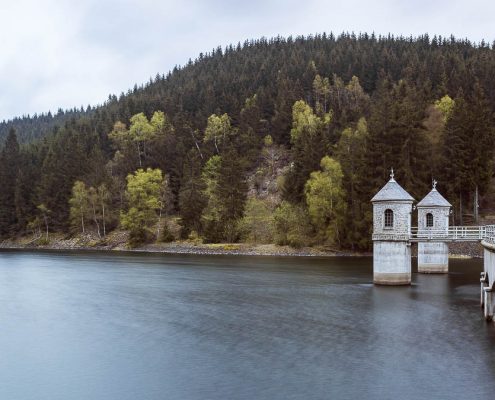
[0,33,494,250]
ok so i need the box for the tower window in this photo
[384,209,394,228]
[426,213,434,227]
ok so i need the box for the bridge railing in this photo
[410,226,486,241]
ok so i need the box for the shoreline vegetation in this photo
[0,231,484,259]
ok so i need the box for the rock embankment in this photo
[0,230,483,258]
[0,231,364,257]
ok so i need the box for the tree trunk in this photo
[44,216,49,241]
[156,202,163,241]
[101,201,106,237]
[459,192,463,226]
[80,205,85,234]
[191,131,203,159]
[214,137,219,154]
[91,202,101,239]
[137,142,142,167]
[474,185,479,224]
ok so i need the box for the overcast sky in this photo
[0,0,493,121]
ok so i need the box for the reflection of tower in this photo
[371,170,414,285]
[417,181,451,273]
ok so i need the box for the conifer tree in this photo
[178,151,206,236]
[0,129,20,236]
[283,100,332,203]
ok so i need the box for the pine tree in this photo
[178,151,206,236]
[0,129,20,236]
[283,100,332,203]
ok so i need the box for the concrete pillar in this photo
[483,287,494,321]
[373,241,411,285]
[481,241,495,321]
[418,242,449,273]
[480,272,488,307]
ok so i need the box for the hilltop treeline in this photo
[0,33,494,249]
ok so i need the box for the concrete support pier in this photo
[374,241,411,285]
[481,240,495,320]
[418,242,449,273]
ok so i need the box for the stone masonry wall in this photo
[373,201,412,236]
[418,207,449,230]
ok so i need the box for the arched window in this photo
[384,209,394,228]
[426,213,434,227]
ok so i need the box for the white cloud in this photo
[0,0,493,120]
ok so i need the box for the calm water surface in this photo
[0,250,494,400]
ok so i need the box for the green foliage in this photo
[201,150,247,242]
[313,74,331,114]
[37,203,51,241]
[238,198,275,243]
[305,156,346,245]
[204,113,234,153]
[179,152,207,236]
[159,217,181,243]
[290,100,331,143]
[110,111,171,169]
[434,95,455,123]
[69,181,89,234]
[441,85,495,222]
[130,113,154,139]
[160,223,175,242]
[273,201,312,248]
[335,118,371,249]
[366,78,430,200]
[0,129,19,236]
[121,168,164,245]
[284,100,332,202]
[69,180,111,238]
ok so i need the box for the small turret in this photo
[416,180,451,231]
[371,169,414,285]
[417,180,452,273]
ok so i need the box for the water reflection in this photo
[0,250,493,400]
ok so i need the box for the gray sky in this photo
[0,0,493,121]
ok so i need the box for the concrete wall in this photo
[418,242,449,273]
[481,241,495,320]
[483,242,495,283]
[373,241,411,285]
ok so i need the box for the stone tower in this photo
[416,181,451,273]
[371,170,415,285]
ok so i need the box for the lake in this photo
[0,250,494,399]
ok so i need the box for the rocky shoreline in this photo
[0,240,364,258]
[0,231,365,257]
[0,231,484,258]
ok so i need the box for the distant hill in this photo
[0,33,494,249]
[0,108,94,144]
[2,33,494,145]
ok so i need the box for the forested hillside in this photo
[0,33,494,250]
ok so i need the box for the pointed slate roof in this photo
[417,188,451,208]
[371,177,415,202]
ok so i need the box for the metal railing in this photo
[410,226,487,242]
